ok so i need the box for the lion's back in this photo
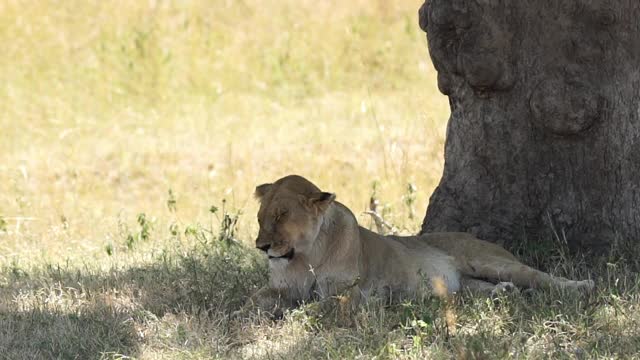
[362,229,462,294]
[420,232,519,262]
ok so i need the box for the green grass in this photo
[1,0,639,358]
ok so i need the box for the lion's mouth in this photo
[268,248,295,260]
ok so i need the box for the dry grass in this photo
[0,0,446,263]
[1,1,639,359]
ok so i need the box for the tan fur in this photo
[247,175,594,314]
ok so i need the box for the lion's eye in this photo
[274,210,288,222]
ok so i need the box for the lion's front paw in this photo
[235,287,292,320]
[255,297,285,319]
[490,282,520,297]
[558,279,595,293]
[575,279,595,292]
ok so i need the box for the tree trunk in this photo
[418,0,640,251]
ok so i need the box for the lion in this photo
[245,175,594,315]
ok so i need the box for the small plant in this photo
[211,199,241,245]
[166,189,180,241]
[0,216,7,233]
[178,200,242,248]
[105,243,113,256]
[124,212,154,250]
[169,222,180,238]
[60,215,69,230]
[366,181,397,235]
[137,213,152,241]
[125,234,135,249]
[183,225,199,238]
[167,189,177,213]
[399,298,438,329]
[402,182,417,220]
[406,318,432,349]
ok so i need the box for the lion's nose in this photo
[256,243,270,253]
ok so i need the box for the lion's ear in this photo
[307,192,336,213]
[254,183,273,201]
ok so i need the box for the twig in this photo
[363,211,397,235]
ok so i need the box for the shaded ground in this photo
[1,238,639,359]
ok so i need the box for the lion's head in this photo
[254,175,335,262]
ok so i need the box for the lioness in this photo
[246,175,593,314]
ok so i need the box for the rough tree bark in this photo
[418,0,640,251]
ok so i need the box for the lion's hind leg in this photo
[460,277,521,297]
[460,277,497,294]
[467,258,594,292]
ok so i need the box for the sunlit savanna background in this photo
[0,0,447,263]
[1,1,638,359]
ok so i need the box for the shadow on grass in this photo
[1,239,639,359]
[0,306,137,360]
[0,242,267,359]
